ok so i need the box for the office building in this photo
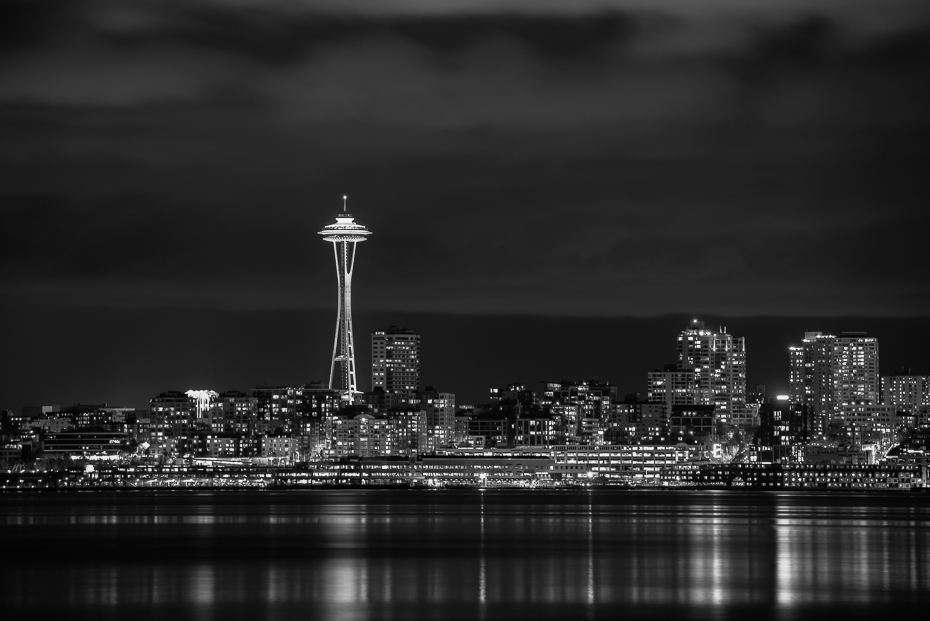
[421,387,456,451]
[647,364,698,418]
[789,331,879,435]
[371,326,421,394]
[833,332,880,407]
[150,391,197,456]
[676,320,747,425]
[882,367,928,413]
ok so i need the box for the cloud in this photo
[1,0,928,317]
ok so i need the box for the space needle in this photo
[319,198,371,404]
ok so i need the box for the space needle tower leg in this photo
[319,200,371,405]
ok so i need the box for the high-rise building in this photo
[319,203,372,403]
[421,387,456,451]
[882,367,928,413]
[371,326,420,394]
[647,364,699,418]
[790,344,813,422]
[789,332,836,432]
[150,391,196,457]
[676,320,747,425]
[833,332,880,407]
[789,331,879,435]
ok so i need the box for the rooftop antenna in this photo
[343,195,347,213]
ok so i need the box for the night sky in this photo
[2,1,929,411]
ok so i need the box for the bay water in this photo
[2,489,928,620]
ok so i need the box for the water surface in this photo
[2,490,928,620]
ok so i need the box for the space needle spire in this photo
[318,198,371,403]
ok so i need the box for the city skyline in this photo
[2,1,929,410]
[5,313,928,465]
[3,4,929,620]
[4,312,929,413]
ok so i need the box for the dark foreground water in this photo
[2,490,929,620]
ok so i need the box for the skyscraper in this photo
[833,332,880,407]
[319,203,371,404]
[371,326,421,394]
[789,332,836,433]
[675,320,747,425]
[789,331,879,435]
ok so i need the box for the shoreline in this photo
[2,483,926,494]
[2,460,924,493]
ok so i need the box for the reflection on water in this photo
[1,490,929,620]
[774,503,929,608]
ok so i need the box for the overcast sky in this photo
[2,1,929,408]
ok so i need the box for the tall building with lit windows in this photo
[833,332,879,407]
[789,332,836,432]
[675,320,747,425]
[647,364,698,419]
[882,367,928,412]
[789,331,879,435]
[421,387,456,451]
[371,326,421,394]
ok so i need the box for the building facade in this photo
[882,367,928,413]
[371,326,421,394]
[789,331,880,436]
[421,388,456,451]
[647,365,699,419]
[755,400,812,463]
[676,321,747,425]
